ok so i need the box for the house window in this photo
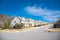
[14,21,16,23]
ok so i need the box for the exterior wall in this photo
[37,21,42,25]
[21,21,29,27]
[21,17,26,23]
[34,21,39,26]
[10,17,21,27]
[26,18,35,27]
[24,23,29,27]
[34,20,42,26]
[21,18,35,27]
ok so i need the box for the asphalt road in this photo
[0,31,60,40]
[0,24,60,40]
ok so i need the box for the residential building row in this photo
[10,16,42,27]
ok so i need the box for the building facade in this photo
[10,17,42,27]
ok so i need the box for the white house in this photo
[37,20,42,25]
[10,17,21,27]
[26,18,35,27]
[33,20,42,26]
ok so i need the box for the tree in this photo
[54,19,60,28]
[3,22,12,29]
[4,23,9,29]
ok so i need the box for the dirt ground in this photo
[46,28,60,32]
[0,27,40,33]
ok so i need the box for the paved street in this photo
[0,24,60,40]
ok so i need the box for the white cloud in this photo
[24,6,60,22]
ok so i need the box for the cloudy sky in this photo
[0,0,60,22]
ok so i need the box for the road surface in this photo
[0,24,60,40]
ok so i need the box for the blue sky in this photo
[0,0,60,22]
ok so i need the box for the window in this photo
[14,21,16,23]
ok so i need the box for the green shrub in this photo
[38,25,41,26]
[3,22,10,29]
[13,23,24,29]
[34,25,37,27]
